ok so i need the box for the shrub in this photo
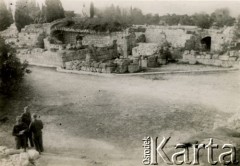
[0,36,28,94]
[185,35,202,51]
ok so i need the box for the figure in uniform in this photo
[29,114,44,153]
[12,116,28,152]
[21,106,34,147]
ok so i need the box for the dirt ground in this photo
[0,66,240,166]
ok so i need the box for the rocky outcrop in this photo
[0,146,40,166]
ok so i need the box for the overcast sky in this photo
[5,0,240,17]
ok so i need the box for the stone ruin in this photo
[2,20,240,74]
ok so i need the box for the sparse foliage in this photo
[0,37,28,94]
[15,0,33,31]
[211,8,235,27]
[0,0,14,31]
[192,13,213,29]
[45,0,65,22]
[90,2,94,18]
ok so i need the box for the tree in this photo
[8,6,14,25]
[0,37,28,94]
[27,0,41,23]
[0,0,13,31]
[15,0,33,31]
[65,11,75,18]
[90,2,94,18]
[185,35,202,51]
[211,8,235,27]
[45,0,65,23]
[233,15,240,42]
[192,13,213,29]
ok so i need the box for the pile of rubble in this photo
[64,58,141,74]
[0,146,40,166]
[182,50,240,68]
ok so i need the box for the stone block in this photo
[189,58,197,65]
[132,43,160,57]
[65,61,73,70]
[190,50,196,55]
[221,60,232,68]
[128,64,140,73]
[141,59,148,68]
[147,61,158,67]
[196,58,203,64]
[205,54,212,59]
[157,59,167,65]
[116,65,128,73]
[96,68,102,73]
[219,55,229,61]
[0,146,7,153]
[229,57,237,61]
[212,54,219,59]
[106,67,116,73]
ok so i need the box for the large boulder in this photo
[27,149,40,161]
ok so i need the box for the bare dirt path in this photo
[0,66,240,165]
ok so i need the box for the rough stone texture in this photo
[145,26,193,47]
[0,24,19,44]
[44,38,62,51]
[17,49,63,67]
[128,64,140,73]
[0,146,39,166]
[17,24,49,48]
[132,43,160,57]
[27,150,40,160]
[182,51,239,68]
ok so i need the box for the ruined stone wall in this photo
[182,50,239,68]
[207,27,235,52]
[17,24,49,48]
[0,24,19,44]
[62,31,125,47]
[145,27,193,47]
[132,43,160,57]
[17,48,63,67]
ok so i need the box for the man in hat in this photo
[29,114,44,153]
[21,106,34,147]
[12,116,28,152]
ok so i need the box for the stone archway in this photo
[201,36,211,51]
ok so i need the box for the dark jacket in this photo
[21,112,31,126]
[29,119,43,137]
[12,122,28,138]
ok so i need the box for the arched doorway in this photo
[201,36,211,51]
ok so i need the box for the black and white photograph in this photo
[0,0,240,165]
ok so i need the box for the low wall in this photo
[145,27,192,47]
[62,31,126,47]
[17,49,63,67]
[182,51,240,68]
